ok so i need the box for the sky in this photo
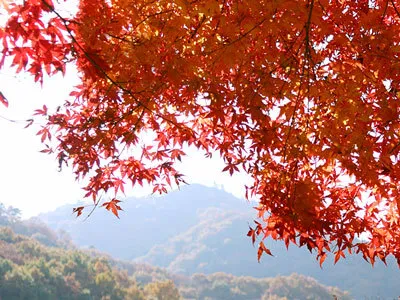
[0,66,252,218]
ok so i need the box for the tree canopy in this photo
[2,0,400,265]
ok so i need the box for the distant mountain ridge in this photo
[40,184,253,259]
[39,184,400,299]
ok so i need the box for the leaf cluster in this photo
[3,0,400,264]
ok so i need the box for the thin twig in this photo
[83,194,103,221]
[390,0,400,19]
[0,115,36,125]
[382,0,390,20]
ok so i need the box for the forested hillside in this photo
[0,203,350,299]
[40,185,400,299]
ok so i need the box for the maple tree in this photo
[2,0,400,266]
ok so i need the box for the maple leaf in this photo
[257,241,273,262]
[0,92,8,107]
[34,105,48,116]
[72,206,85,217]
[318,252,327,268]
[102,199,123,218]
[247,226,256,245]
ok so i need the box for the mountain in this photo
[39,184,400,299]
[40,184,253,260]
[0,203,350,300]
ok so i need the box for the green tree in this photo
[0,203,21,226]
[124,283,145,300]
[144,280,181,300]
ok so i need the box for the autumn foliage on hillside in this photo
[2,0,400,265]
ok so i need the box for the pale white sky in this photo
[0,67,252,218]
